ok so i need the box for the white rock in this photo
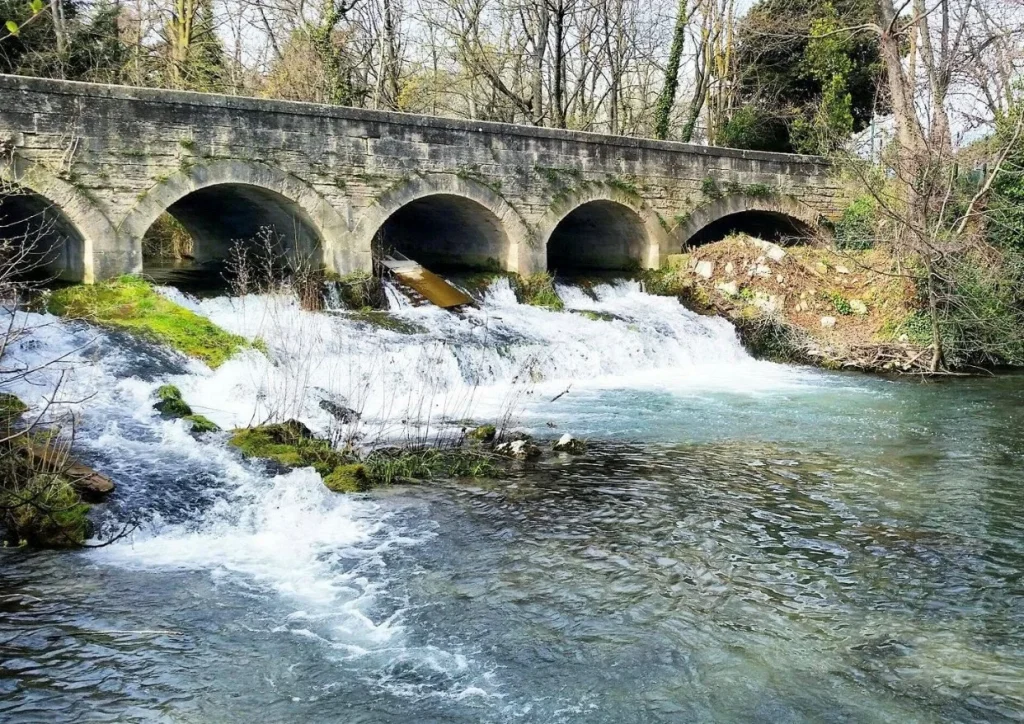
[820,316,837,328]
[835,264,851,274]
[776,274,785,283]
[694,260,715,279]
[766,244,786,262]
[716,281,739,297]
[754,264,771,278]
[725,262,734,275]
[495,439,541,459]
[553,434,587,454]
[849,299,868,315]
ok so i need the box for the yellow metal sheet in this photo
[392,265,473,308]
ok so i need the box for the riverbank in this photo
[642,234,936,373]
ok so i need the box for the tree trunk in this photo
[653,0,688,140]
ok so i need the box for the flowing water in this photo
[1,279,1022,723]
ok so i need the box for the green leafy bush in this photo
[834,195,877,250]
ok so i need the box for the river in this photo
[1,279,1022,722]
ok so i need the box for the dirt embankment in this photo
[649,235,932,373]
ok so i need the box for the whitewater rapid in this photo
[1,278,826,704]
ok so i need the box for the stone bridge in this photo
[0,74,842,283]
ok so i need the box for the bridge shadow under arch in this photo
[352,175,529,274]
[676,195,825,249]
[122,161,346,286]
[0,186,87,282]
[540,189,665,274]
[372,193,510,272]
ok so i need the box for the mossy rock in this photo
[0,473,91,548]
[154,384,193,417]
[185,414,219,433]
[228,420,345,475]
[47,276,251,368]
[468,424,496,442]
[0,393,28,432]
[323,464,370,493]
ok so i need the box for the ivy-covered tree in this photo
[720,0,882,153]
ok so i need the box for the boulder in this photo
[716,281,739,297]
[468,424,496,442]
[154,384,191,417]
[319,399,361,424]
[65,461,116,502]
[552,434,586,454]
[694,260,715,279]
[27,444,115,502]
[495,439,541,460]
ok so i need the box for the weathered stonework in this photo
[0,74,843,282]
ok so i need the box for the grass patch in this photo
[512,272,564,310]
[47,277,251,369]
[229,421,346,475]
[363,447,499,486]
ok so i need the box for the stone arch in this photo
[350,174,532,274]
[675,194,827,249]
[119,160,349,274]
[0,153,116,282]
[538,186,668,272]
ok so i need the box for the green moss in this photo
[185,414,219,433]
[153,384,192,417]
[323,464,370,493]
[468,424,496,442]
[1,474,90,548]
[229,421,345,475]
[47,277,251,368]
[0,393,28,426]
[512,272,564,310]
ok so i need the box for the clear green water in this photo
[2,373,1022,722]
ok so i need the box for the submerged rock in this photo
[495,439,541,460]
[552,434,587,454]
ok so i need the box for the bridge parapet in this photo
[0,74,843,282]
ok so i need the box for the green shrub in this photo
[512,272,564,310]
[834,195,877,250]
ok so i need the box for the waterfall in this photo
[0,278,820,702]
